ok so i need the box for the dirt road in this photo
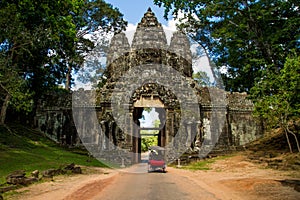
[93,165,216,200]
[7,154,300,200]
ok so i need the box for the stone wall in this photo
[35,92,78,145]
[35,88,262,153]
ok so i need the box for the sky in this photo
[105,0,170,25]
[105,0,179,43]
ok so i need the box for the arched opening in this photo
[132,95,166,163]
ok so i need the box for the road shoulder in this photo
[5,167,118,200]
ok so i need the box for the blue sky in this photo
[105,0,170,25]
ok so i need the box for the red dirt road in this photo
[7,155,300,200]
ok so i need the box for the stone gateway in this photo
[36,9,262,165]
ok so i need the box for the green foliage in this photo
[0,67,33,113]
[0,124,106,184]
[154,0,300,92]
[141,136,158,152]
[250,53,300,152]
[153,119,161,128]
[183,160,212,170]
[192,71,211,86]
[144,107,152,113]
[250,53,300,128]
[0,0,127,123]
[182,155,232,171]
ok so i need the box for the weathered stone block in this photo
[6,170,26,185]
[0,185,17,193]
[64,163,75,170]
[72,167,82,174]
[6,170,38,186]
[31,170,39,179]
[42,169,59,178]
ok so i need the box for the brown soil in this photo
[171,154,300,200]
[5,154,300,200]
[5,167,117,200]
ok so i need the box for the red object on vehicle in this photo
[149,160,165,167]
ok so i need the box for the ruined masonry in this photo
[36,9,263,165]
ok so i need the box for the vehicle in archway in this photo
[148,146,166,173]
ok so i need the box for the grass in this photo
[0,124,107,184]
[181,155,233,171]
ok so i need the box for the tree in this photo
[0,0,127,124]
[61,0,127,90]
[192,71,211,86]
[75,37,110,89]
[153,0,300,92]
[154,0,300,151]
[250,53,300,153]
[0,67,33,125]
[0,3,35,125]
[141,136,158,152]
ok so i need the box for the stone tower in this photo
[105,8,192,85]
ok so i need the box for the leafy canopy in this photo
[0,0,127,120]
[250,53,300,128]
[154,0,300,92]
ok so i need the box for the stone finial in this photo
[132,9,167,49]
[138,7,160,28]
[107,32,130,65]
[169,31,192,61]
[169,31,193,77]
[106,32,131,81]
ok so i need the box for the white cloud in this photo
[219,65,228,74]
[164,18,177,31]
[124,23,137,45]
[193,56,214,82]
[139,108,159,128]
[190,43,211,76]
[162,17,179,44]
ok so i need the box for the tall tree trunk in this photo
[65,64,72,91]
[0,94,11,125]
[284,127,293,153]
[287,126,300,153]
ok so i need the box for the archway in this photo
[132,95,166,163]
